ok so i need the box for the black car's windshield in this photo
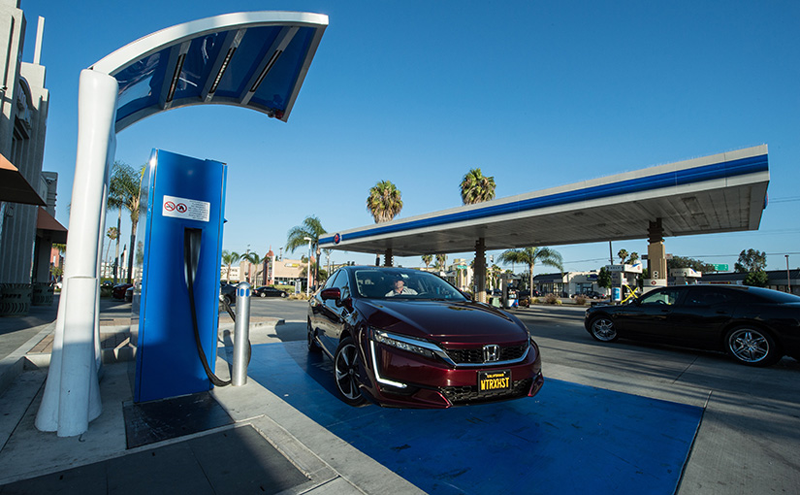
[353,268,467,301]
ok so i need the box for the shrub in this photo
[574,295,587,306]
[544,293,559,305]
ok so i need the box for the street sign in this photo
[712,264,729,271]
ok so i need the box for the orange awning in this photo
[0,153,46,206]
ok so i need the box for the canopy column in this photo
[474,237,486,303]
[384,248,394,267]
[36,69,118,436]
[647,218,667,281]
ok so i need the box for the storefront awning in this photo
[37,206,68,244]
[0,153,46,206]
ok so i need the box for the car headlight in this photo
[370,328,440,359]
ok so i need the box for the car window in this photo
[639,288,681,306]
[333,269,351,301]
[322,270,342,290]
[684,287,740,306]
[353,269,465,301]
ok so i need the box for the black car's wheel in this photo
[281,292,287,298]
[260,292,266,298]
[334,337,366,406]
[725,326,781,367]
[307,320,321,353]
[589,316,618,342]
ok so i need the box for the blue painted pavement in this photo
[243,342,703,494]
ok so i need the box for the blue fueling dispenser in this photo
[131,149,227,403]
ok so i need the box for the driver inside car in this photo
[385,277,418,297]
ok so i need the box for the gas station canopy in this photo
[320,146,769,256]
[91,11,328,131]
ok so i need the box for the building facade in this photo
[0,0,63,315]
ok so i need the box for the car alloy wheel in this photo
[726,326,780,366]
[590,316,618,342]
[307,320,320,353]
[260,292,266,298]
[334,337,366,406]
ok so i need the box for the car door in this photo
[316,270,352,353]
[310,270,341,354]
[613,287,684,340]
[322,270,353,346]
[663,287,738,348]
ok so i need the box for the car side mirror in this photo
[320,287,341,301]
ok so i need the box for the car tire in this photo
[334,336,366,406]
[307,320,321,353]
[589,316,618,342]
[725,326,781,367]
[281,292,287,298]
[260,292,266,298]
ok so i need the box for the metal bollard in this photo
[232,282,251,386]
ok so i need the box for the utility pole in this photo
[786,255,791,294]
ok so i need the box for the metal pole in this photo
[786,255,791,294]
[304,237,312,295]
[232,282,251,386]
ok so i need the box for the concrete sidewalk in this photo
[0,299,424,494]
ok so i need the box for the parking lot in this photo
[246,298,800,494]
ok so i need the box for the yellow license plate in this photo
[478,370,511,392]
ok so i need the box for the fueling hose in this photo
[184,228,252,387]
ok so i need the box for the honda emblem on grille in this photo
[483,344,500,362]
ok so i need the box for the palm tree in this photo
[489,264,502,289]
[106,161,127,282]
[109,161,144,284]
[301,260,327,282]
[617,249,629,264]
[497,247,563,293]
[104,227,119,279]
[421,254,433,269]
[366,180,403,223]
[221,250,241,283]
[243,252,264,285]
[435,254,447,271]
[460,168,496,205]
[286,216,327,287]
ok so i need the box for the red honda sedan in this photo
[307,266,543,408]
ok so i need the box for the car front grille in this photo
[445,343,528,364]
[441,378,533,405]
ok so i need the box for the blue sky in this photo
[20,0,800,274]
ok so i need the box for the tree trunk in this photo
[529,264,534,293]
[114,212,121,283]
[127,230,136,284]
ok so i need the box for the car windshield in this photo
[353,268,467,301]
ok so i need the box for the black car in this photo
[220,282,237,305]
[112,283,133,300]
[253,286,288,298]
[573,291,607,300]
[584,285,800,367]
[308,266,543,408]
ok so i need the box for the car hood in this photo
[357,299,529,345]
